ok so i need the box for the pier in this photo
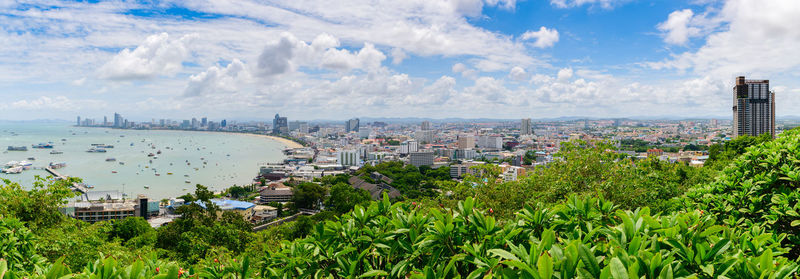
[45,167,89,193]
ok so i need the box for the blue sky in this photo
[0,0,799,121]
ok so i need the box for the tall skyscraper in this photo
[113,113,122,128]
[346,118,360,133]
[733,76,775,138]
[520,118,532,135]
[457,134,475,149]
[201,117,208,127]
[273,114,288,134]
[421,121,431,131]
[77,116,81,126]
[221,119,227,127]
[103,116,107,126]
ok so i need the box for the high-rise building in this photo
[103,116,108,126]
[421,121,431,131]
[520,118,532,135]
[221,119,227,127]
[113,113,122,128]
[77,116,81,126]
[191,118,199,129]
[457,135,475,149]
[415,130,435,144]
[346,118,360,133]
[733,76,775,138]
[409,152,435,167]
[201,117,208,127]
[272,114,288,134]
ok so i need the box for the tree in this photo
[291,182,327,210]
[227,185,249,199]
[327,183,371,214]
[111,216,152,242]
[0,176,78,228]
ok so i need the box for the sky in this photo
[1,0,799,121]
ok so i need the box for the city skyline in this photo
[1,0,799,121]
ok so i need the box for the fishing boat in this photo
[106,158,116,162]
[155,173,160,176]
[111,170,118,173]
[157,150,162,154]
[167,172,173,175]
[32,143,54,149]
[86,147,107,153]
[119,162,125,165]
[7,146,27,151]
[185,180,191,183]
[50,150,63,154]
[147,153,155,157]
[27,157,35,161]
[49,162,66,169]
[144,185,150,189]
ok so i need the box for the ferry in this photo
[50,150,63,154]
[106,158,117,162]
[32,143,54,149]
[3,166,23,174]
[49,162,67,169]
[7,146,27,151]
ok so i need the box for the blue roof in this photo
[193,199,255,211]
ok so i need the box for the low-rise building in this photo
[409,151,435,167]
[259,184,294,203]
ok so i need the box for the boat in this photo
[184,174,189,177]
[167,172,173,175]
[49,162,66,169]
[7,146,27,151]
[32,143,54,149]
[27,157,35,161]
[155,173,160,176]
[147,153,155,157]
[153,156,158,159]
[86,148,107,153]
[144,185,150,189]
[106,158,116,162]
[185,180,191,183]
[157,150,162,154]
[111,170,117,173]
[50,150,63,154]
[119,162,125,165]
[130,143,134,146]
[2,166,23,174]
[61,139,67,141]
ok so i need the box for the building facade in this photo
[273,114,288,134]
[733,76,775,138]
[521,118,532,135]
[409,151,434,167]
[346,118,360,133]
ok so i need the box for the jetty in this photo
[45,167,89,193]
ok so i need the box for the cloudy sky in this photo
[1,0,799,121]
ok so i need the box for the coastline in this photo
[233,133,304,149]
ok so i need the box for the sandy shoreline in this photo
[238,133,304,149]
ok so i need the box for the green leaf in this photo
[359,270,389,277]
[537,252,553,279]
[610,258,629,279]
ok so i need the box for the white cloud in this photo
[550,0,626,9]
[658,9,700,45]
[650,0,800,78]
[10,96,106,111]
[508,66,528,81]
[71,77,86,86]
[99,33,196,80]
[256,32,387,77]
[452,62,478,79]
[390,48,408,65]
[184,59,252,97]
[520,27,560,48]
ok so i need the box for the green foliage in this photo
[291,182,326,210]
[706,132,773,167]
[111,217,153,242]
[687,128,800,257]
[156,185,254,264]
[0,176,78,229]
[257,194,797,278]
[356,161,450,199]
[0,217,46,272]
[326,182,371,214]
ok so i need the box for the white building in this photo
[337,149,361,166]
[415,130,435,144]
[399,140,419,154]
[477,135,503,149]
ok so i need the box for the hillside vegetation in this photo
[1,128,799,278]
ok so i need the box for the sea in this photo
[0,122,288,199]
